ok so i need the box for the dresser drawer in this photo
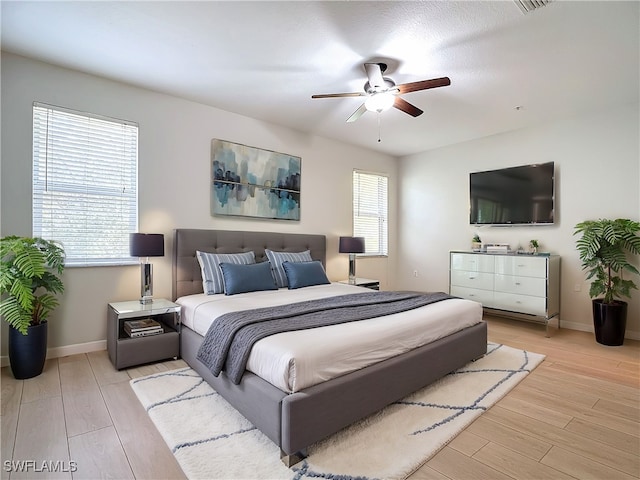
[450,286,494,306]
[495,256,547,278]
[450,270,494,290]
[493,292,547,316]
[494,274,547,297]
[451,253,495,273]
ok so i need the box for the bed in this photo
[172,228,487,466]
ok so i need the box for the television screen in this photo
[469,162,555,225]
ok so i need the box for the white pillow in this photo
[196,251,256,294]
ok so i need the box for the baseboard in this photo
[558,319,639,341]
[485,314,640,342]
[0,340,107,368]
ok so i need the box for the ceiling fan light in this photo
[365,92,395,112]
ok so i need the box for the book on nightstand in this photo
[124,318,164,337]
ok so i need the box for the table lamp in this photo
[339,236,365,285]
[130,233,164,304]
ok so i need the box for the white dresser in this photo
[449,251,560,335]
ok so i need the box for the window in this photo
[353,170,388,256]
[32,103,138,266]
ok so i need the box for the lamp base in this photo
[348,254,357,285]
[140,262,154,305]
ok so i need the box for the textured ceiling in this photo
[2,1,638,156]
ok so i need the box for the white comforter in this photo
[176,283,483,393]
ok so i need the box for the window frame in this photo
[352,169,389,257]
[32,102,139,267]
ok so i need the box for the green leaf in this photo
[575,218,640,302]
[1,236,65,329]
[0,297,31,334]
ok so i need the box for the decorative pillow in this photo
[282,261,330,289]
[196,250,256,294]
[219,261,277,296]
[264,249,313,288]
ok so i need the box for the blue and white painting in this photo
[211,139,301,220]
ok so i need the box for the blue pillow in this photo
[264,249,313,288]
[282,260,330,289]
[196,251,256,294]
[219,261,278,295]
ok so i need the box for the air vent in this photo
[514,0,553,14]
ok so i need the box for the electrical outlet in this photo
[574,284,581,292]
[413,270,419,277]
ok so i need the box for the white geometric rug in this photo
[130,343,544,480]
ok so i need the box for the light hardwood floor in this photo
[2,316,638,479]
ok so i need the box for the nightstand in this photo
[338,278,380,290]
[107,299,181,370]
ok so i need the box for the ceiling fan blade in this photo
[364,63,385,89]
[346,103,367,123]
[397,77,451,94]
[312,92,365,99]
[393,97,423,117]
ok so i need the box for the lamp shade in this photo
[130,233,164,257]
[339,236,365,254]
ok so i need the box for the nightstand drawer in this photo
[116,330,179,370]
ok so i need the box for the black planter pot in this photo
[8,321,48,379]
[592,299,627,346]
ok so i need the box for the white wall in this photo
[0,52,397,356]
[397,103,640,338]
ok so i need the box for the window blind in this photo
[353,170,388,256]
[32,103,139,266]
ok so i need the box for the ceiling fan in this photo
[311,62,450,123]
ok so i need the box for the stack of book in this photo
[124,318,164,338]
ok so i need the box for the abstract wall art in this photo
[210,139,301,220]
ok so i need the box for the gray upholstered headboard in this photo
[172,229,327,300]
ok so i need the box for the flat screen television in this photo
[469,162,555,225]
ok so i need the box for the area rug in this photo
[130,343,544,480]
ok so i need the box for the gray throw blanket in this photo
[197,291,454,385]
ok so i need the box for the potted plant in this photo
[574,219,640,346]
[472,234,482,252]
[529,239,539,254]
[0,236,65,378]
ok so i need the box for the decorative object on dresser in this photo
[130,233,164,304]
[529,239,539,254]
[0,236,65,379]
[210,139,301,221]
[485,243,510,253]
[338,236,365,284]
[107,299,181,369]
[449,251,560,336]
[471,234,482,252]
[574,218,640,346]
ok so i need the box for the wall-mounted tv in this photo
[470,162,555,225]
